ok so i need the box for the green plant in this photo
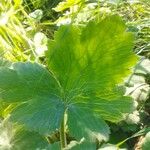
[0,0,32,61]
[0,15,138,149]
[54,0,150,57]
[0,0,52,61]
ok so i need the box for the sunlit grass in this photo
[0,0,37,61]
[0,119,14,150]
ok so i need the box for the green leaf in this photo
[46,15,137,99]
[46,15,137,139]
[0,62,65,134]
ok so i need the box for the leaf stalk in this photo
[60,113,67,149]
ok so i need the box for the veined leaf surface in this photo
[46,15,137,139]
[0,62,65,134]
[0,15,138,143]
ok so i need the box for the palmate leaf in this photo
[46,15,137,140]
[47,15,137,97]
[0,15,138,148]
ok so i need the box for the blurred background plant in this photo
[0,0,34,61]
[0,0,62,62]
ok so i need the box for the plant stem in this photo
[60,114,67,149]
